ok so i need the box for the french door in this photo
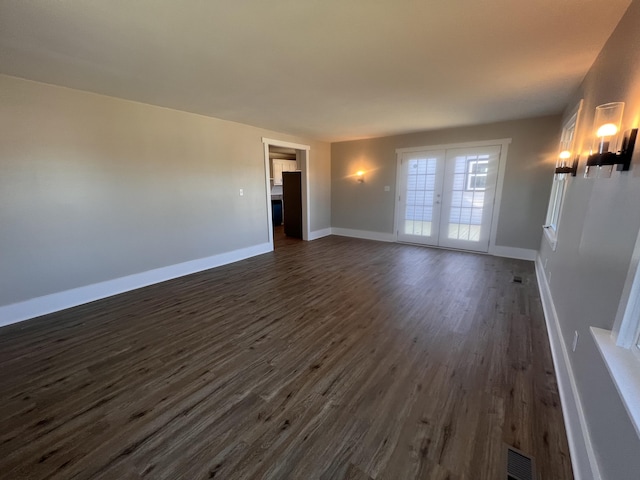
[396,145,501,253]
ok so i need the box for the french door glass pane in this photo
[447,155,486,242]
[404,158,437,237]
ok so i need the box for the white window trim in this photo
[543,177,566,250]
[592,328,640,438]
[591,223,640,438]
[543,100,583,251]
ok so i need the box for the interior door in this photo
[396,150,445,245]
[396,144,501,253]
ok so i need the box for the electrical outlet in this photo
[239,189,244,196]
[572,331,579,352]
[384,185,390,192]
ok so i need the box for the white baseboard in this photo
[308,228,332,241]
[490,245,537,261]
[330,229,537,261]
[0,242,272,329]
[330,227,395,243]
[534,255,601,480]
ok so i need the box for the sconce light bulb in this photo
[559,150,571,159]
[597,123,618,138]
[356,170,364,176]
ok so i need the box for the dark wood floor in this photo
[0,236,573,480]
[273,224,303,248]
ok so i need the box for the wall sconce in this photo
[585,102,638,178]
[356,170,365,183]
[554,149,578,176]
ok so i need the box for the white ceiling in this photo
[0,1,632,142]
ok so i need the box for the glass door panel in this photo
[397,150,445,246]
[439,146,501,252]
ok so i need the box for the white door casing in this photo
[262,138,310,247]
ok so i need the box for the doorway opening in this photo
[395,139,510,254]
[262,138,311,249]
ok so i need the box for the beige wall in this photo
[539,1,640,478]
[331,115,561,250]
[0,74,330,308]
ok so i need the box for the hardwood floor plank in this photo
[0,237,573,479]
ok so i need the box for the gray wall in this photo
[0,74,330,308]
[538,1,640,478]
[331,116,561,250]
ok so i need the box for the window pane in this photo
[546,178,565,231]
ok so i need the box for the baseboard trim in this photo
[0,242,272,329]
[534,255,602,480]
[490,245,537,261]
[308,228,332,241]
[330,228,395,243]
[330,229,537,261]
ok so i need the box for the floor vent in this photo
[512,275,523,284]
[506,446,535,480]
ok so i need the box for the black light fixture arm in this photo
[586,128,638,171]
[554,157,579,176]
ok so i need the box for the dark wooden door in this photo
[282,171,302,238]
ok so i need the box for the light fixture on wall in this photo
[554,149,578,176]
[356,170,365,183]
[584,102,638,178]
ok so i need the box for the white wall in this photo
[0,75,330,313]
[538,1,640,478]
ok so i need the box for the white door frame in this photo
[262,137,311,249]
[394,138,511,254]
